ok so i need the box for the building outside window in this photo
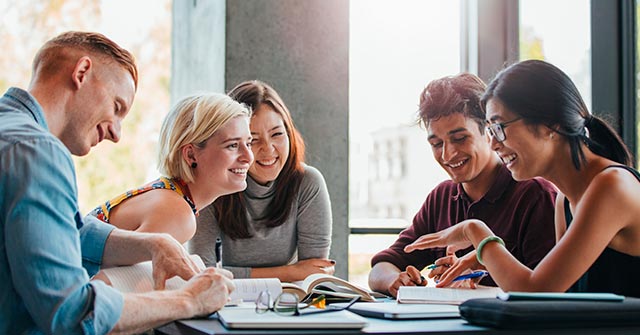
[349,0,459,285]
[349,0,593,286]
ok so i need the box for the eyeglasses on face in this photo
[485,117,522,142]
[254,290,359,316]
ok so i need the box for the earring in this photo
[191,162,198,169]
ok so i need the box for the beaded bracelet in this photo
[476,236,505,266]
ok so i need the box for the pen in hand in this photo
[426,263,440,270]
[426,263,453,270]
[450,270,488,282]
[215,237,222,269]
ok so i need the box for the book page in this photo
[101,260,155,293]
[299,274,361,292]
[102,255,281,302]
[313,280,366,295]
[102,259,197,293]
[281,282,307,301]
[230,278,282,302]
[397,286,503,305]
[299,274,377,302]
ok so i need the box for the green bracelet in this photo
[476,236,505,266]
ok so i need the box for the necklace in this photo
[174,178,198,215]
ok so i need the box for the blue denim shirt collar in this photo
[4,87,49,131]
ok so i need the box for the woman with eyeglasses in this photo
[190,80,334,282]
[405,59,640,297]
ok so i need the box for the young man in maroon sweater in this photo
[368,73,557,297]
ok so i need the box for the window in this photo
[0,0,171,214]
[637,1,640,167]
[519,0,592,109]
[348,0,459,286]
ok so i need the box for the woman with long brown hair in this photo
[190,80,334,282]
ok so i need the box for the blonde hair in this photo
[158,93,251,183]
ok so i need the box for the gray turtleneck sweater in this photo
[189,164,332,278]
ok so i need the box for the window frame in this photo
[591,0,637,165]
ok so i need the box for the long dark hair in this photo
[481,59,631,169]
[214,80,306,239]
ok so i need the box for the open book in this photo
[397,286,503,305]
[99,257,382,303]
[99,256,282,302]
[284,273,384,303]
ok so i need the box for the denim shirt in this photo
[0,88,124,334]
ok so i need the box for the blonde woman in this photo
[88,93,253,243]
[191,81,334,282]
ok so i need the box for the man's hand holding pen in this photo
[406,265,428,287]
[387,265,428,298]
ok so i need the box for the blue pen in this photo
[426,264,440,270]
[451,270,488,282]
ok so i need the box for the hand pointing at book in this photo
[404,221,476,255]
[428,248,483,289]
[404,220,496,288]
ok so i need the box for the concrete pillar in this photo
[172,0,350,278]
[171,0,226,104]
[226,0,349,278]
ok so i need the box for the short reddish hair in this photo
[33,31,138,90]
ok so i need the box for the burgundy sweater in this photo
[371,164,557,285]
